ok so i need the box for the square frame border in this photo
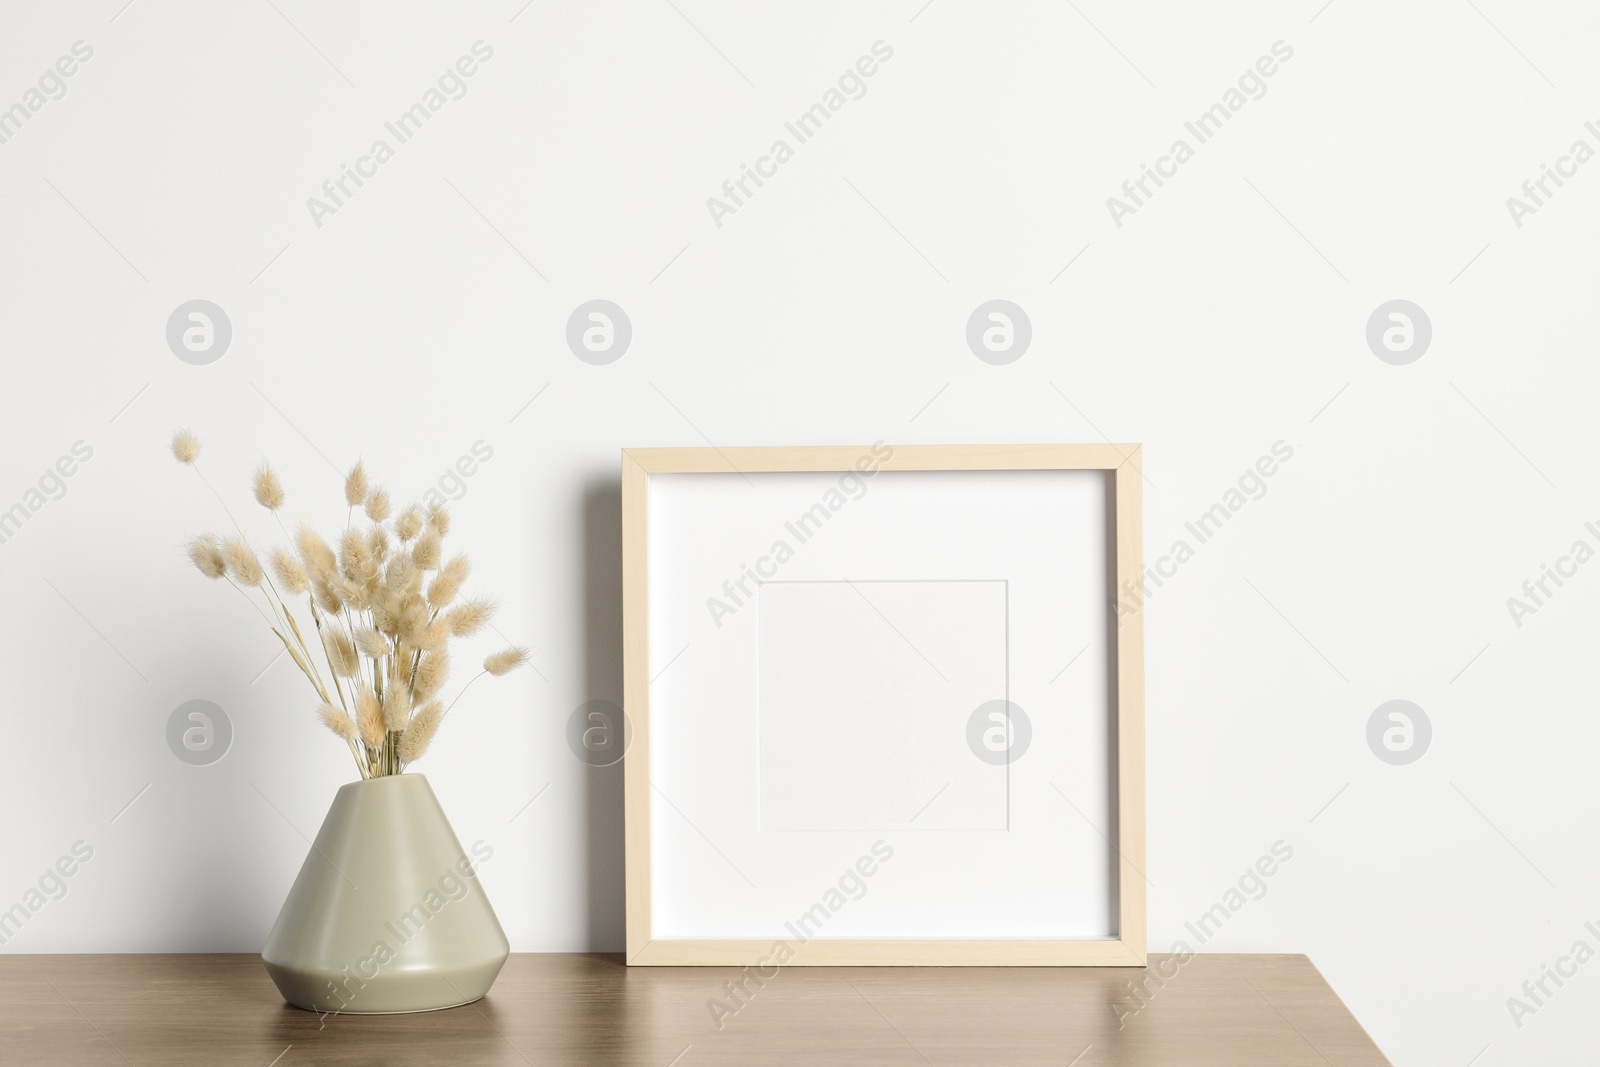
[621,444,1146,966]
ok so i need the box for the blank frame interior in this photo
[622,445,1145,966]
[758,578,1010,833]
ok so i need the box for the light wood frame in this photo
[621,444,1146,966]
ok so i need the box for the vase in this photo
[261,773,509,1014]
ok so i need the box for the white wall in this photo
[1,1,1595,1062]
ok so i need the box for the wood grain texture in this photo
[628,938,1147,967]
[0,953,1391,1066]
[622,442,1141,473]
[621,445,1148,965]
[1113,452,1147,961]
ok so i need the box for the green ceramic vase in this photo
[261,774,509,1013]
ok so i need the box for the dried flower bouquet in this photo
[173,430,525,778]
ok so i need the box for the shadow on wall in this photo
[1101,468,1122,936]
[582,479,625,950]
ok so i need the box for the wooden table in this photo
[1,953,1389,1065]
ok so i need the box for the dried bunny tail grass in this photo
[368,579,397,619]
[418,619,450,653]
[334,574,372,612]
[397,596,429,643]
[382,681,413,732]
[445,598,495,637]
[171,429,201,464]
[339,528,373,582]
[269,548,309,595]
[385,553,419,596]
[344,461,369,507]
[253,464,285,510]
[372,600,400,636]
[414,650,449,700]
[356,686,384,748]
[427,555,469,608]
[187,536,227,579]
[221,538,264,586]
[484,647,528,676]
[365,487,392,523]
[327,629,360,677]
[426,504,451,537]
[411,531,442,571]
[368,525,390,569]
[394,506,424,542]
[317,703,358,743]
[296,526,337,582]
[313,580,343,615]
[354,626,390,659]
[398,701,443,765]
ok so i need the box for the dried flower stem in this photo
[441,670,488,724]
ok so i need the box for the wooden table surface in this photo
[1,952,1389,1066]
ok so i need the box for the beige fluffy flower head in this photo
[365,487,391,523]
[484,647,528,676]
[385,552,419,598]
[335,574,372,612]
[171,429,201,464]
[398,701,443,765]
[395,506,424,543]
[221,538,264,587]
[396,595,429,643]
[327,630,360,678]
[367,526,390,570]
[382,682,413,732]
[427,555,469,608]
[344,461,369,507]
[296,526,337,582]
[187,536,227,579]
[356,686,384,749]
[313,580,343,615]
[412,531,442,571]
[354,626,389,659]
[446,598,495,637]
[414,650,449,700]
[372,599,399,636]
[269,548,309,595]
[317,703,358,744]
[253,464,285,510]
[340,528,373,583]
[419,619,450,652]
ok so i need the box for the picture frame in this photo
[621,444,1146,966]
